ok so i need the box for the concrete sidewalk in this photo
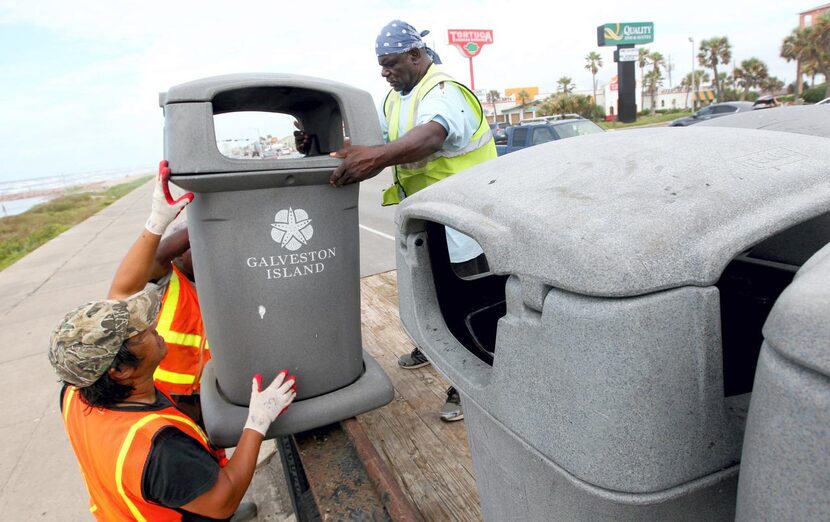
[0,181,292,520]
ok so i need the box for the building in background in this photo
[478,86,547,124]
[479,73,718,124]
[796,4,830,96]
[800,3,830,27]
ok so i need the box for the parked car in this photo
[669,101,755,126]
[752,95,781,110]
[490,122,510,144]
[496,119,604,156]
[521,114,585,124]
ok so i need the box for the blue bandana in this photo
[375,20,442,65]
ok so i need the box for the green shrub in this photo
[587,104,606,121]
[803,83,828,103]
[0,176,151,271]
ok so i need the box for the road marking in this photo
[359,224,395,241]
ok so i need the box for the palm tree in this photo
[816,13,830,98]
[637,47,650,111]
[733,58,769,100]
[556,77,575,94]
[761,76,784,95]
[681,70,711,88]
[648,51,665,111]
[516,89,532,121]
[540,93,595,119]
[681,70,710,108]
[718,72,731,91]
[486,89,501,123]
[781,26,814,98]
[698,36,732,101]
[781,15,830,99]
[584,51,603,105]
[644,69,663,115]
[802,60,819,87]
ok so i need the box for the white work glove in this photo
[145,160,194,236]
[244,370,297,436]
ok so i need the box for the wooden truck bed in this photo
[357,271,482,521]
[278,271,481,521]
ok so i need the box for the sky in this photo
[0,0,819,183]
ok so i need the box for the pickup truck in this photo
[495,119,604,156]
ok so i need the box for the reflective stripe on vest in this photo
[62,387,221,521]
[62,387,99,516]
[115,413,208,521]
[381,64,496,205]
[154,265,209,395]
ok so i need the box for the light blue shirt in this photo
[378,81,484,263]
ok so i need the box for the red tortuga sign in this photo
[447,29,493,58]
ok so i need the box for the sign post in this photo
[597,22,654,123]
[447,29,494,90]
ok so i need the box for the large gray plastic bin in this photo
[699,104,830,138]
[395,125,830,520]
[160,74,393,447]
[735,242,830,521]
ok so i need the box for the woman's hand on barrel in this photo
[243,370,297,436]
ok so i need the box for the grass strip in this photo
[599,111,692,130]
[0,176,151,271]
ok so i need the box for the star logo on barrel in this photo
[271,207,313,251]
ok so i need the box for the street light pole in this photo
[689,37,696,111]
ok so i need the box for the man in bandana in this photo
[297,20,496,422]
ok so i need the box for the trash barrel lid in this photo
[699,105,830,139]
[397,126,830,297]
[159,73,368,106]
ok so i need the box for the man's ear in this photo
[109,364,135,382]
[408,48,422,64]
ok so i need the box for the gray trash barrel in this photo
[735,242,830,521]
[394,125,830,520]
[159,74,393,447]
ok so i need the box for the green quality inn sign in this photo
[597,22,654,46]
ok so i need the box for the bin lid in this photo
[699,105,830,138]
[160,73,367,108]
[397,126,830,297]
[762,242,830,377]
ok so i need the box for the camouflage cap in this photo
[48,287,161,387]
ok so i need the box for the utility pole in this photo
[666,54,673,87]
[689,37,696,111]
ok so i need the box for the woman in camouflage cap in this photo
[50,161,296,521]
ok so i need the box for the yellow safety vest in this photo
[154,266,210,395]
[381,65,496,206]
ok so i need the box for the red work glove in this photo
[144,160,194,236]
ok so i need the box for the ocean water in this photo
[0,167,151,218]
[1,196,49,217]
[0,167,150,199]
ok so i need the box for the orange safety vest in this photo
[61,386,226,521]
[154,265,210,395]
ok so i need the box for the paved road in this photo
[358,169,398,276]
